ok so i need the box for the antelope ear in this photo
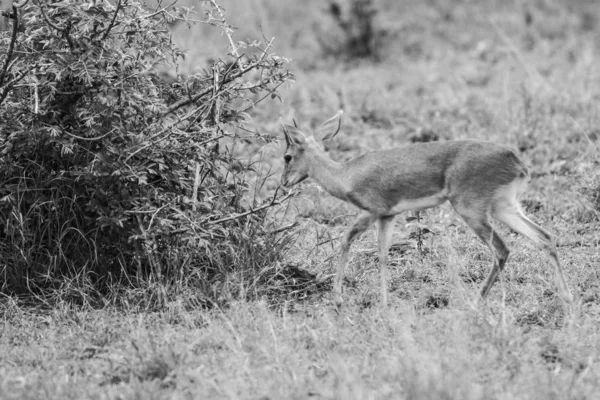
[314,110,343,141]
[282,123,307,146]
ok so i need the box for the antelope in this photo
[280,110,573,309]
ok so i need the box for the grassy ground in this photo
[2,0,600,398]
[2,300,600,399]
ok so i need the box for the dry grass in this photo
[3,0,600,398]
[1,300,599,399]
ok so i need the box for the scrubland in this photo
[2,0,600,398]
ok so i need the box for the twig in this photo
[135,214,161,278]
[0,65,36,107]
[568,116,600,162]
[219,53,245,82]
[142,0,179,21]
[267,221,299,235]
[0,6,19,88]
[207,190,294,226]
[33,82,38,114]
[316,236,342,247]
[209,0,241,69]
[210,63,220,126]
[237,80,286,113]
[123,103,208,163]
[101,0,122,40]
[36,0,77,53]
[198,133,228,147]
[63,128,114,141]
[490,18,554,93]
[192,162,201,212]
[37,0,66,32]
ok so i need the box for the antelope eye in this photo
[284,154,292,163]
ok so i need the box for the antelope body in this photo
[281,111,572,308]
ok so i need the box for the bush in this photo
[0,0,294,305]
[318,0,386,61]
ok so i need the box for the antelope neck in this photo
[307,145,348,200]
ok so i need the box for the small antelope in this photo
[280,110,573,308]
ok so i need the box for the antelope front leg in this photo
[333,212,377,307]
[378,216,395,308]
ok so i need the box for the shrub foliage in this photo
[0,0,294,302]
